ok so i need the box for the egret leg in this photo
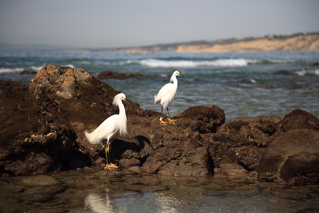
[159,106,167,125]
[166,108,177,125]
[104,143,118,171]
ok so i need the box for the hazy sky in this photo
[1,0,319,48]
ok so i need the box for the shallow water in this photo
[1,169,318,212]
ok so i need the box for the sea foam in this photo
[31,64,45,71]
[295,69,319,76]
[61,64,75,68]
[0,67,24,74]
[139,58,249,68]
[0,64,44,74]
[313,69,319,76]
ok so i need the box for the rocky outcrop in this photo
[1,65,318,185]
[282,109,319,132]
[205,116,283,178]
[0,65,142,176]
[258,129,319,185]
[257,109,319,185]
[175,105,225,133]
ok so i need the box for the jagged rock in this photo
[207,116,283,171]
[176,105,225,133]
[142,140,213,176]
[258,129,319,185]
[0,65,132,175]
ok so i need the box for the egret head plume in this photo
[113,93,126,106]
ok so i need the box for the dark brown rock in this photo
[282,109,319,132]
[176,105,225,133]
[97,70,146,79]
[142,140,213,176]
[0,65,141,176]
[214,163,249,177]
[20,69,37,75]
[258,129,319,185]
[207,116,283,172]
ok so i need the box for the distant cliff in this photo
[176,34,319,53]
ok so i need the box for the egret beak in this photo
[123,99,130,104]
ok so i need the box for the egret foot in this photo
[104,163,118,171]
[159,117,168,125]
[167,118,177,125]
[160,120,168,125]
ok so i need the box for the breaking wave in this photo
[139,59,253,68]
[295,69,319,76]
[0,67,24,74]
[30,64,45,71]
[0,63,76,74]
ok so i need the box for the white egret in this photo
[84,93,129,170]
[154,71,181,125]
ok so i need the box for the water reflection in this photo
[80,173,319,213]
[0,170,318,212]
[85,192,116,213]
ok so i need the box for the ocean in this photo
[1,50,319,212]
[1,50,318,121]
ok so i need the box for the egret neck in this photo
[117,99,127,136]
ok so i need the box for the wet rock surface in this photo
[1,64,318,186]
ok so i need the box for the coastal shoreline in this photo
[1,65,318,186]
[101,34,319,53]
[176,34,319,53]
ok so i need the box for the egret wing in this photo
[154,83,173,104]
[85,115,118,144]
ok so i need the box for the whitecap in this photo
[0,67,24,74]
[140,59,196,68]
[312,69,319,76]
[250,79,257,84]
[30,63,45,71]
[208,59,248,67]
[78,60,91,65]
[295,70,306,76]
[118,60,138,66]
[139,58,249,68]
[61,64,75,68]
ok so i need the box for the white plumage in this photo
[84,93,127,145]
[154,71,181,124]
[84,93,128,170]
